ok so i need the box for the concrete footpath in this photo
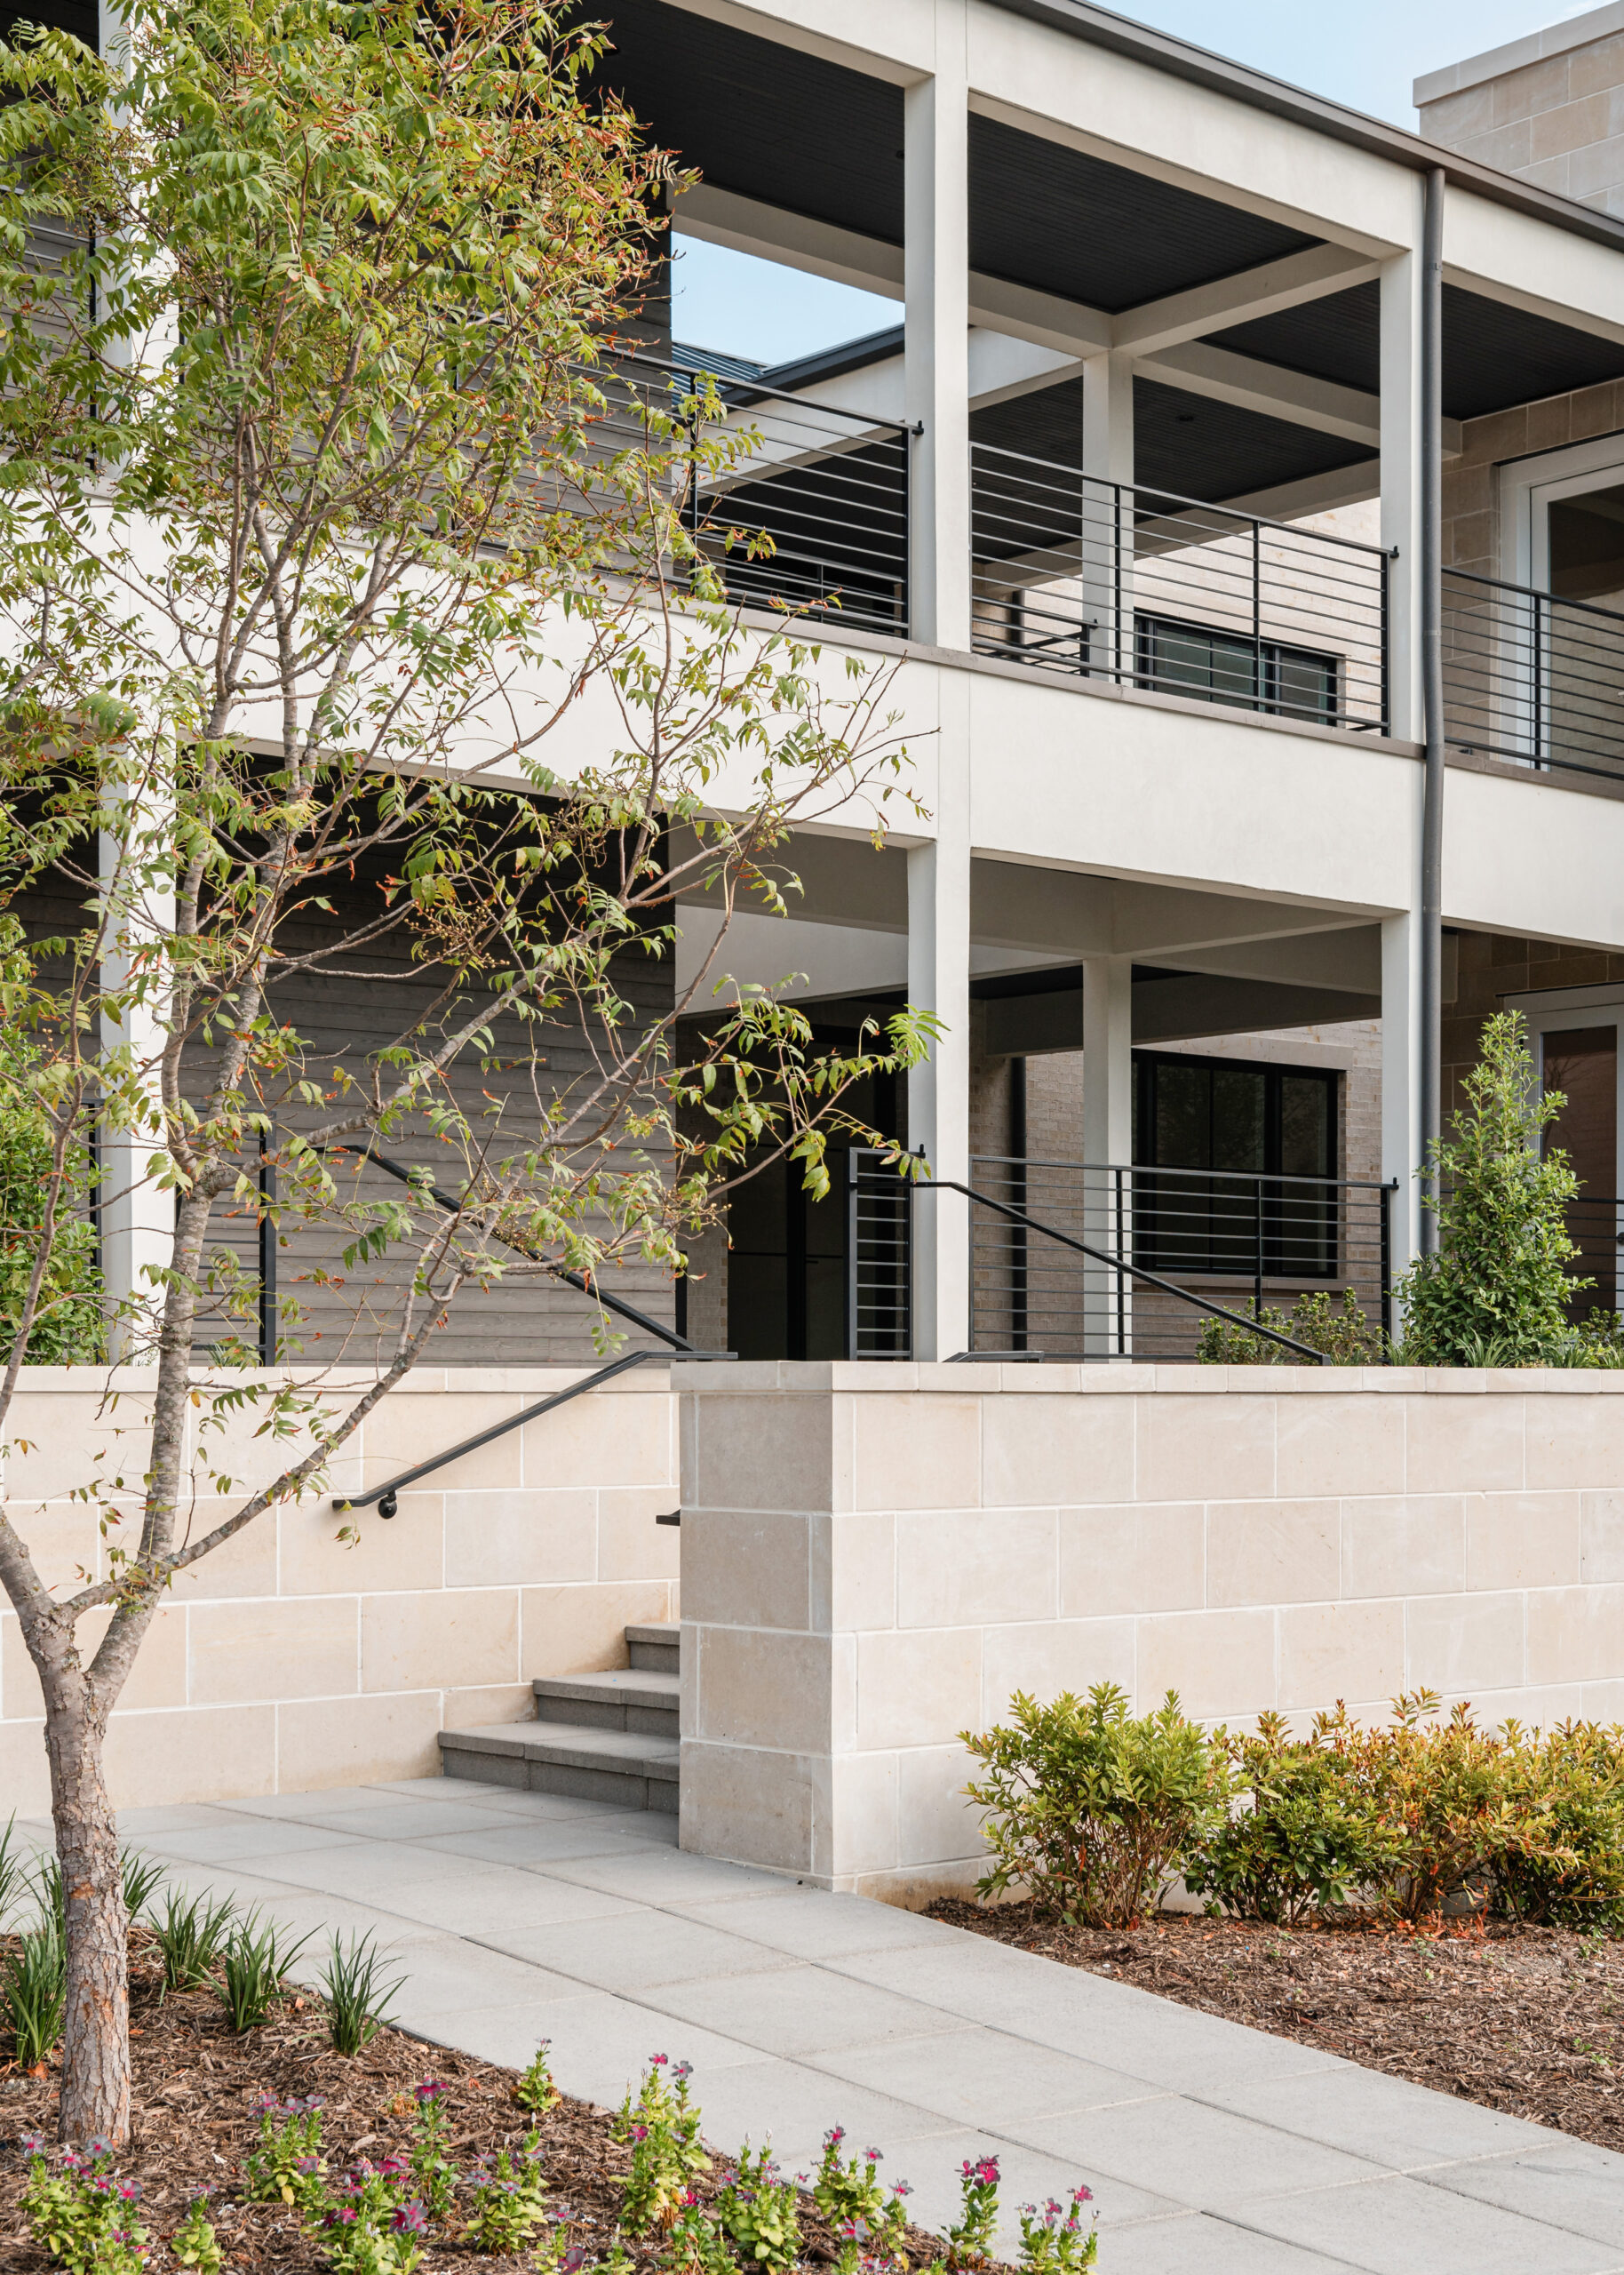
[30,1776,1624,2275]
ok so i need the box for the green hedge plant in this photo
[1184,1711,1395,1923]
[961,1681,1230,1926]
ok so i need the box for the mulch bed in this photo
[930,1899,1624,2151]
[0,1929,967,2273]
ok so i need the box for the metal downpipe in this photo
[1420,166,1446,1254]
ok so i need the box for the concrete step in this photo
[625,1619,680,1675]
[533,1668,679,1738]
[438,1720,680,1813]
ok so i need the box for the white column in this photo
[1379,178,1428,1292]
[1381,907,1425,1278]
[907,689,972,1360]
[100,791,173,1364]
[1082,354,1135,679]
[1082,956,1134,1356]
[1380,183,1426,745]
[904,6,970,652]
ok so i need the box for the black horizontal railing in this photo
[594,352,911,637]
[968,443,1389,735]
[968,1156,1394,1361]
[1443,568,1624,784]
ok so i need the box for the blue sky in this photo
[670,0,1598,365]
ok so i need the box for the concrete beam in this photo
[1134,341,1463,459]
[1111,243,1381,356]
[1132,972,1381,1042]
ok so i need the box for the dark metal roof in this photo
[970,376,1374,507]
[985,0,1624,255]
[1212,282,1624,423]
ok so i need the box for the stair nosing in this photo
[531,1671,679,1707]
[439,1720,679,1780]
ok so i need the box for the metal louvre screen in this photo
[967,1156,1393,1361]
[1443,568,1624,784]
[968,447,1389,736]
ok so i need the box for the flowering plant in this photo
[1016,2191,1096,2275]
[614,2055,710,2231]
[245,2093,330,2213]
[713,2144,802,2273]
[947,2157,1001,2268]
[321,2159,425,2275]
[514,2039,562,2115]
[20,2136,149,2274]
[813,2129,888,2229]
[407,2081,458,2221]
[465,2135,548,2254]
[167,2196,224,2274]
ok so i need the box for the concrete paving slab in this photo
[1238,2170,1623,2274]
[1022,2095,1391,2214]
[1422,2139,1624,2247]
[808,2025,1162,2129]
[484,1912,796,1994]
[151,1780,1624,2272]
[1198,2061,1569,2174]
[1097,2211,1364,2274]
[661,1889,963,1961]
[139,1822,371,1864]
[640,1965,967,2059]
[535,1849,808,1904]
[413,1819,662,1868]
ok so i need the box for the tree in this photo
[0,0,932,2140]
[1396,1010,1583,1363]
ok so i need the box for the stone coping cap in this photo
[670,1359,1624,1393]
[1414,3,1624,107]
[12,1361,675,1393]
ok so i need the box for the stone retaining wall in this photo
[0,1364,679,1813]
[675,1361,1624,1904]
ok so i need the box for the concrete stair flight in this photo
[438,1620,680,1812]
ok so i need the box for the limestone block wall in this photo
[0,1364,679,1815]
[676,1361,1624,1904]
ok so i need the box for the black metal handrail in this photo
[331,1345,730,1521]
[1443,565,1624,784]
[969,443,1389,734]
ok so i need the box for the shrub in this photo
[1323,1693,1525,1920]
[150,1888,237,1996]
[168,2195,224,2274]
[1197,1288,1381,1367]
[320,1930,403,2057]
[1397,1011,1587,1365]
[512,2038,561,2114]
[613,2055,710,2233]
[1015,2191,1096,2275]
[464,2135,547,2254]
[963,1682,1230,1926]
[244,2092,330,2214]
[1185,1712,1396,1924]
[217,1912,310,2032]
[4,1916,66,2066]
[1495,1720,1624,1928]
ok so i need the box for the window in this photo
[1134,615,1338,725]
[1132,1050,1338,1279]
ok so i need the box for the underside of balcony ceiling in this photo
[593,0,1624,513]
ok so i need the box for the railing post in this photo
[1254,1179,1264,1330]
[847,1147,860,1361]
[1115,1166,1127,1357]
[1380,1178,1395,1356]
[1252,516,1262,700]
[258,1124,277,1368]
[1380,549,1391,737]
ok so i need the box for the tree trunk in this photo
[43,1680,128,2143]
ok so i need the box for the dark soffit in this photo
[1212,283,1624,423]
[970,376,1373,505]
[967,114,1319,312]
[587,0,904,244]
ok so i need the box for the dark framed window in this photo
[1132,1050,1338,1279]
[1134,614,1339,726]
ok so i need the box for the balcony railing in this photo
[969,445,1390,735]
[967,1156,1395,1361]
[1443,568,1624,785]
[599,355,912,638]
